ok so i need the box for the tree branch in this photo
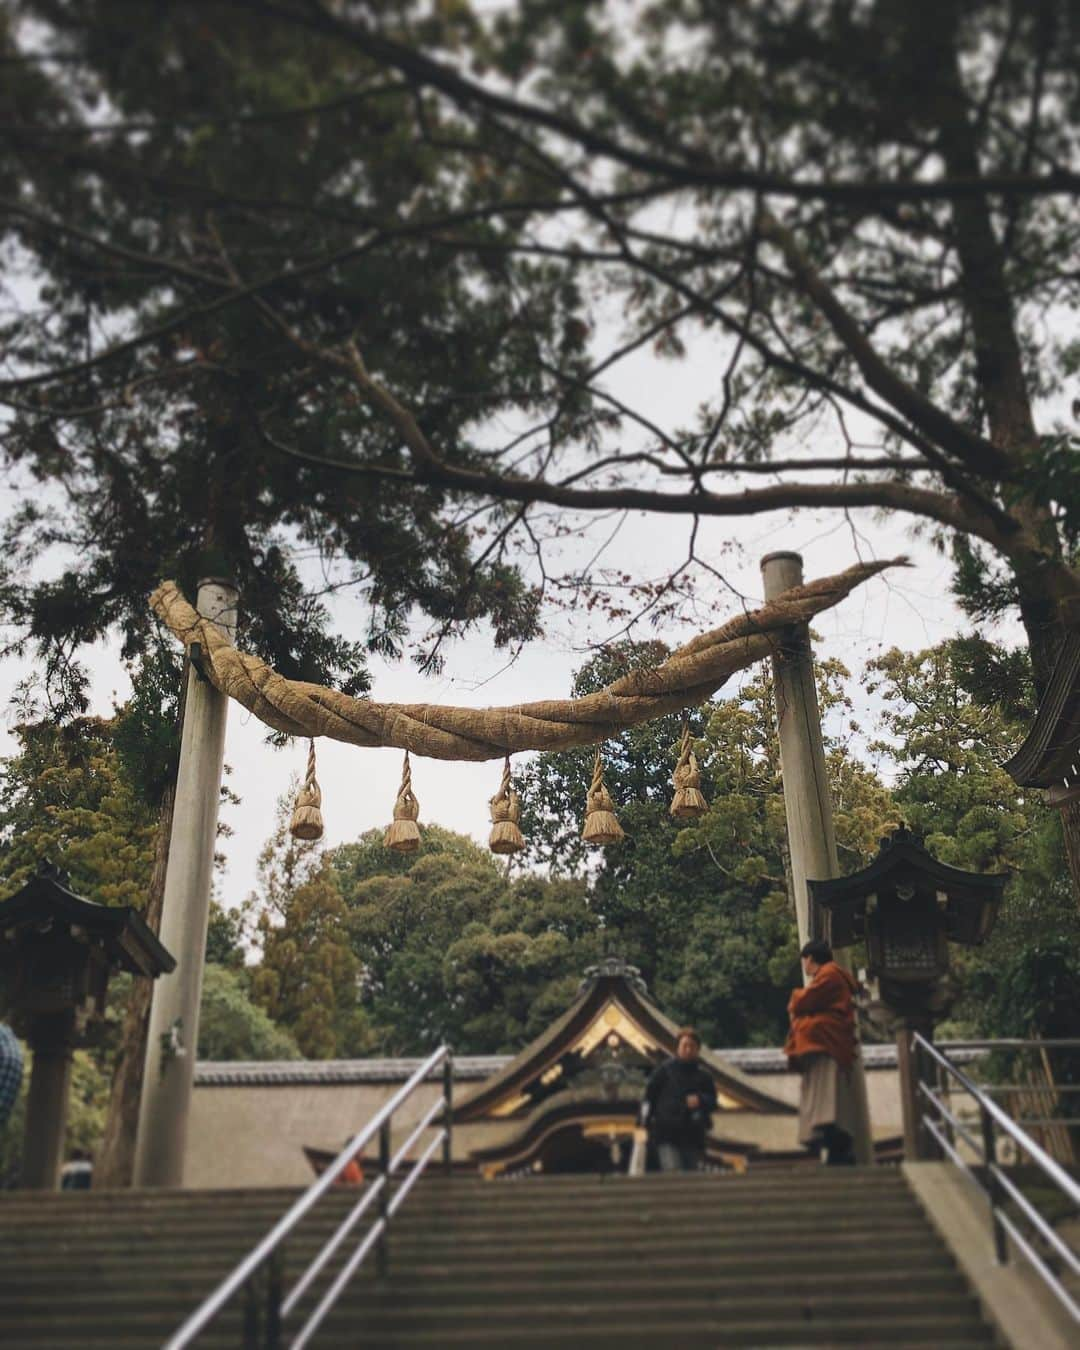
[228,0,1080,204]
[758,212,1014,479]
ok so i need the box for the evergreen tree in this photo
[198,964,301,1062]
[7,1,1080,893]
[246,789,374,1058]
[327,826,601,1054]
[0,717,157,903]
[0,0,570,708]
[866,639,1080,1041]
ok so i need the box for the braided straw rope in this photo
[390,751,420,822]
[303,739,320,800]
[150,558,900,761]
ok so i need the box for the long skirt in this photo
[798,1052,858,1147]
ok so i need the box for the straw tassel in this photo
[488,756,525,856]
[384,750,422,853]
[581,748,624,846]
[670,724,708,820]
[289,739,325,841]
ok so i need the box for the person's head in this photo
[800,939,833,977]
[676,1027,701,1061]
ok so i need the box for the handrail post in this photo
[443,1052,454,1176]
[936,1051,955,1158]
[265,1246,283,1350]
[980,1107,1008,1265]
[376,1118,391,1278]
[243,1271,259,1350]
[914,1036,936,1161]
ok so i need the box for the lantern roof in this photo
[1002,631,1080,805]
[0,861,175,978]
[808,827,1007,949]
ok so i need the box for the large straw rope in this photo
[150,558,901,761]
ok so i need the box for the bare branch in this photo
[758,212,1013,478]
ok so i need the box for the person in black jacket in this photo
[642,1028,718,1172]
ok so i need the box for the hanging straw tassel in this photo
[289,739,325,841]
[384,751,422,853]
[489,756,525,856]
[581,748,624,846]
[670,724,708,820]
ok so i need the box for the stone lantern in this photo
[808,826,1007,1160]
[0,860,175,1188]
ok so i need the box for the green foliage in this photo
[0,0,583,712]
[0,717,157,906]
[333,827,601,1054]
[247,791,374,1059]
[110,649,183,809]
[205,902,246,970]
[866,642,1039,872]
[197,965,301,1062]
[866,639,1080,1038]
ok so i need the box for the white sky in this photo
[0,221,1036,913]
[0,471,1023,913]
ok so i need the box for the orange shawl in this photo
[784,961,858,1071]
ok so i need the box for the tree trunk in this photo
[94,781,176,1188]
[1060,797,1080,901]
[1014,582,1080,905]
[928,11,1080,904]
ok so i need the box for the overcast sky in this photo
[0,458,1024,917]
[0,260,1033,914]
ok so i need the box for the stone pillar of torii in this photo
[134,577,237,1188]
[762,551,874,1166]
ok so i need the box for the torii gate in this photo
[133,555,896,1185]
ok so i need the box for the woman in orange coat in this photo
[785,939,859,1165]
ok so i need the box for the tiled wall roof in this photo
[193,1042,978,1086]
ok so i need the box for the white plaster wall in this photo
[185,1066,905,1188]
[185,1081,445,1189]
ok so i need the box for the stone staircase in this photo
[1,1169,997,1347]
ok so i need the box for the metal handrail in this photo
[166,1044,453,1349]
[934,1038,1080,1050]
[913,1033,1079,1325]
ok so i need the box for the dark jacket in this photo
[643,1056,718,1146]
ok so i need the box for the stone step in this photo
[371,1216,936,1249]
[0,1172,996,1350]
[4,1264,972,1317]
[327,1287,983,1326]
[0,1201,922,1253]
[0,1226,945,1286]
[0,1174,907,1212]
[1,1246,960,1296]
[0,1171,907,1212]
[0,1222,941,1278]
[317,1319,994,1349]
[6,1310,993,1349]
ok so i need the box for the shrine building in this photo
[187,958,911,1186]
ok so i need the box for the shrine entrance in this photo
[528,1119,633,1176]
[450,956,794,1178]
